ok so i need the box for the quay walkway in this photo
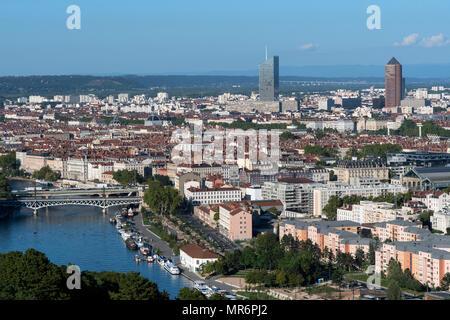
[132,213,235,292]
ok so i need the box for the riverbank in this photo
[0,204,193,298]
[133,212,235,293]
[6,176,34,182]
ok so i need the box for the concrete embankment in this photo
[132,213,235,292]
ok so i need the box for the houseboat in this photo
[164,262,180,275]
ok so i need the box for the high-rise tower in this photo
[259,55,279,102]
[385,57,403,107]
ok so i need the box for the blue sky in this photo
[0,0,449,75]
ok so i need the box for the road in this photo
[132,213,174,258]
[348,278,423,300]
[179,213,241,253]
[132,212,236,293]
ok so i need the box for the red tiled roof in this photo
[180,243,219,259]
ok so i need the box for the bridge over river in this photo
[1,187,144,215]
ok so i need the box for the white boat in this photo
[164,262,180,275]
[209,286,220,294]
[157,256,168,266]
[140,247,150,255]
[121,232,133,241]
[147,256,154,263]
[135,238,145,248]
[194,280,209,291]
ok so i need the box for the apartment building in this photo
[412,191,450,212]
[16,151,49,173]
[279,219,374,257]
[218,202,253,241]
[431,209,450,233]
[337,200,419,224]
[334,159,389,184]
[221,164,240,186]
[375,236,450,288]
[313,182,407,218]
[262,178,319,214]
[371,220,428,242]
[193,204,219,229]
[177,163,222,179]
[184,186,242,206]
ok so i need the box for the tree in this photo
[108,272,169,300]
[202,261,215,274]
[251,231,283,271]
[387,280,402,300]
[386,259,403,283]
[113,169,144,186]
[214,206,220,221]
[440,272,450,291]
[360,144,402,159]
[0,249,70,300]
[323,195,343,221]
[208,293,227,300]
[239,246,256,269]
[354,248,366,270]
[152,174,171,186]
[0,173,12,199]
[368,242,377,265]
[177,287,207,300]
[304,145,338,158]
[172,118,186,126]
[0,151,21,177]
[331,269,344,286]
[280,234,296,252]
[329,170,337,181]
[0,249,169,300]
[32,166,60,181]
[143,181,182,216]
[267,207,281,216]
[336,252,354,272]
[345,148,360,160]
[280,131,295,141]
[275,270,288,287]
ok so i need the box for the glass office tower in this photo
[259,56,279,101]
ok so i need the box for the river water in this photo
[0,180,193,299]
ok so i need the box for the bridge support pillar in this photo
[102,207,107,215]
[33,209,38,216]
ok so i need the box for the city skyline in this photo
[3,0,450,306]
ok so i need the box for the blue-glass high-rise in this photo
[258,56,279,101]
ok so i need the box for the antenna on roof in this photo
[265,45,268,61]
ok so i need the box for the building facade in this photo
[259,56,279,102]
[385,57,403,108]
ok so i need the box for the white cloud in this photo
[297,43,319,51]
[394,33,419,46]
[420,33,450,48]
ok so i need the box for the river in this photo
[0,180,193,299]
